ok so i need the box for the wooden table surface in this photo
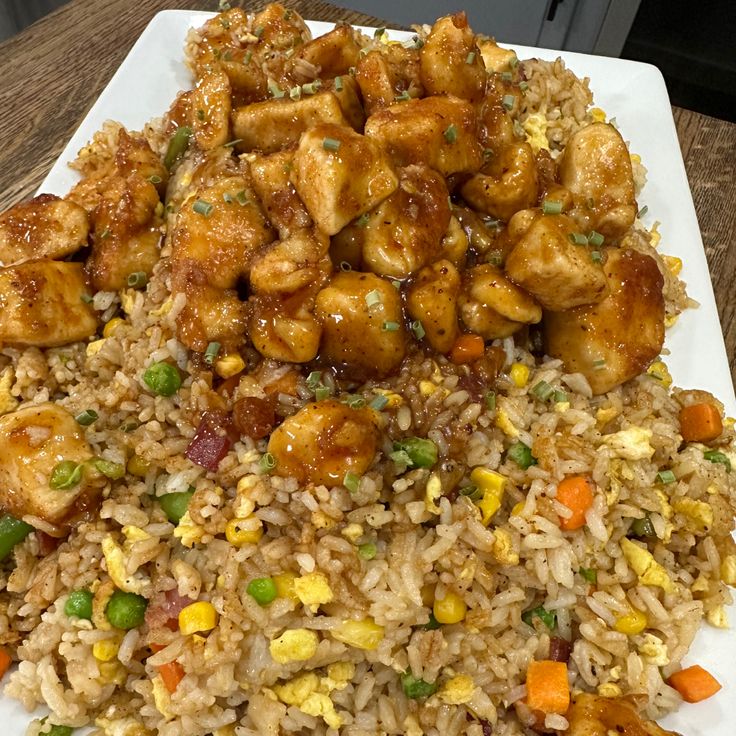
[0,0,734,379]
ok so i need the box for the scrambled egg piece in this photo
[215,353,245,378]
[294,572,334,612]
[596,406,619,426]
[653,490,674,542]
[173,510,205,547]
[706,605,729,629]
[522,113,549,154]
[87,339,106,357]
[620,538,674,592]
[151,675,175,720]
[647,360,672,388]
[597,682,622,698]
[341,523,363,543]
[95,717,151,736]
[638,633,669,666]
[439,674,475,705]
[672,497,713,532]
[602,427,654,461]
[590,107,607,123]
[120,289,137,315]
[269,628,319,664]
[299,693,342,729]
[495,409,519,438]
[150,298,173,317]
[720,555,736,585]
[0,368,18,415]
[101,536,147,594]
[425,472,442,515]
[403,715,423,736]
[419,380,436,396]
[491,528,519,565]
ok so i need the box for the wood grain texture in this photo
[0,0,733,378]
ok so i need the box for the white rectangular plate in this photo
[5,9,731,735]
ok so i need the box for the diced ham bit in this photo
[145,588,192,631]
[548,636,572,663]
[185,411,234,471]
[36,531,59,557]
[232,396,276,440]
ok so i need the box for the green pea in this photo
[105,590,148,630]
[164,125,192,169]
[506,441,537,469]
[579,567,598,584]
[630,515,656,538]
[0,514,34,561]
[49,460,83,490]
[522,605,556,630]
[158,490,195,524]
[143,362,182,396]
[358,542,377,560]
[47,727,74,736]
[64,589,93,620]
[246,577,277,606]
[92,458,125,480]
[401,671,438,699]
[391,437,438,469]
[423,612,441,630]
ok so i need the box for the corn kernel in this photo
[86,339,106,357]
[614,608,647,635]
[646,360,672,388]
[225,517,263,546]
[433,591,467,624]
[419,380,436,396]
[509,363,530,388]
[470,467,507,526]
[332,618,384,650]
[127,454,150,478]
[721,555,736,585]
[215,353,245,378]
[590,107,606,123]
[273,572,300,602]
[103,317,125,338]
[179,601,218,635]
[93,635,122,662]
[663,254,682,276]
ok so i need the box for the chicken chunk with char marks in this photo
[268,399,379,486]
[544,247,665,394]
[0,194,89,267]
[559,122,637,240]
[504,210,609,311]
[0,404,102,530]
[0,261,97,347]
[291,123,398,236]
[315,271,407,379]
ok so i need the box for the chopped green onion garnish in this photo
[382,321,400,332]
[394,90,411,102]
[509,55,519,68]
[254,25,264,38]
[50,461,83,490]
[164,126,192,169]
[223,138,243,147]
[592,359,606,369]
[358,542,377,560]
[365,289,382,308]
[218,0,231,9]
[126,271,148,289]
[306,371,322,389]
[343,471,360,493]
[423,612,441,630]
[235,190,248,206]
[392,437,438,469]
[531,380,555,401]
[502,94,515,110]
[588,230,605,247]
[223,50,233,61]
[259,452,276,473]
[443,124,458,144]
[407,36,424,50]
[244,51,253,64]
[553,390,568,403]
[196,108,205,121]
[148,174,162,184]
[99,228,111,239]
[391,280,401,289]
[75,409,98,426]
[401,672,437,699]
[301,80,322,94]
[193,199,214,217]
[315,385,331,401]
[356,212,371,228]
[204,341,221,365]
[542,199,562,215]
[223,193,234,204]
[638,205,649,218]
[289,85,302,100]
[501,71,512,82]
[579,567,597,584]
[485,391,496,411]
[519,81,529,91]
[220,17,230,29]
[92,458,125,480]
[466,51,476,65]
[343,394,366,409]
[322,137,341,152]
[507,442,536,469]
[590,251,603,264]
[340,261,352,271]
[390,449,412,466]
[120,419,139,433]
[522,605,556,630]
[268,81,285,98]
[374,26,386,38]
[369,395,388,411]
[411,320,425,340]
[629,515,655,538]
[568,232,588,245]
[703,449,731,472]
[459,485,483,501]
[656,469,676,484]
[334,76,343,91]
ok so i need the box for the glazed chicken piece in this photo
[544,247,665,394]
[440,216,470,267]
[113,128,168,188]
[566,693,680,736]
[477,85,516,155]
[248,228,331,363]
[232,92,352,154]
[559,122,637,240]
[0,194,89,266]
[348,164,451,279]
[171,176,276,352]
[291,123,398,236]
[249,151,312,239]
[406,259,461,353]
[190,67,232,150]
[314,271,407,378]
[0,404,101,529]
[458,263,542,339]
[268,399,379,486]
[0,261,97,347]
[476,37,518,73]
[364,95,483,177]
[461,141,539,222]
[290,23,361,80]
[324,74,366,131]
[355,44,423,116]
[250,3,311,51]
[420,12,486,103]
[504,210,609,311]
[88,175,163,291]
